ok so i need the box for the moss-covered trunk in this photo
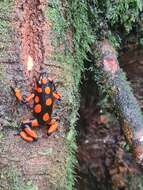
[94,40,143,164]
[0,1,79,190]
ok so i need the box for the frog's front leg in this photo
[53,91,61,101]
[11,88,23,102]
[11,87,35,104]
[47,119,58,136]
[19,119,39,142]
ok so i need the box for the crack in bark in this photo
[15,0,45,79]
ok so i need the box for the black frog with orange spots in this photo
[12,73,61,142]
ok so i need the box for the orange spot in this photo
[43,113,49,122]
[42,78,47,84]
[37,88,42,93]
[45,87,51,94]
[46,98,52,106]
[34,104,42,113]
[34,96,40,103]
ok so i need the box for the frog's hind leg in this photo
[47,119,58,136]
[19,131,33,142]
[19,119,40,142]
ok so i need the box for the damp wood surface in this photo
[0,1,72,190]
[95,41,143,163]
[76,44,143,190]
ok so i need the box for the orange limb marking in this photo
[31,119,40,127]
[23,126,37,139]
[25,93,35,102]
[53,92,61,100]
[49,119,56,125]
[34,104,42,113]
[48,120,58,135]
[15,88,22,101]
[19,131,33,142]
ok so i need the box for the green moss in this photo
[52,52,79,189]
[0,0,20,129]
[66,1,94,66]
[110,70,143,133]
[44,0,143,189]
[86,0,143,47]
[0,166,22,190]
[0,167,38,190]
[0,0,14,61]
[0,1,16,95]
[127,174,143,190]
[45,0,94,189]
[0,64,19,130]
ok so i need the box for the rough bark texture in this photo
[0,1,72,190]
[96,40,143,164]
[76,46,143,190]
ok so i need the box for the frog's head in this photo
[34,72,61,100]
[34,72,53,87]
[38,72,47,85]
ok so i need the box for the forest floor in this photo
[0,1,67,190]
[76,46,143,190]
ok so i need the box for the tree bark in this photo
[0,1,76,190]
[94,40,143,164]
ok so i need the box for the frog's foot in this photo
[11,86,35,104]
[19,131,34,142]
[47,119,58,136]
[19,122,39,142]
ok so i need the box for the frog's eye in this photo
[52,82,57,91]
[39,75,43,81]
[36,79,41,86]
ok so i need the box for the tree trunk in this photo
[94,40,143,164]
[0,1,77,190]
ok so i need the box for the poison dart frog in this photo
[12,73,61,142]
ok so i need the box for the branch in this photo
[94,40,143,165]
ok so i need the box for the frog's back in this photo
[33,81,54,125]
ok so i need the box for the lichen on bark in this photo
[95,40,143,165]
